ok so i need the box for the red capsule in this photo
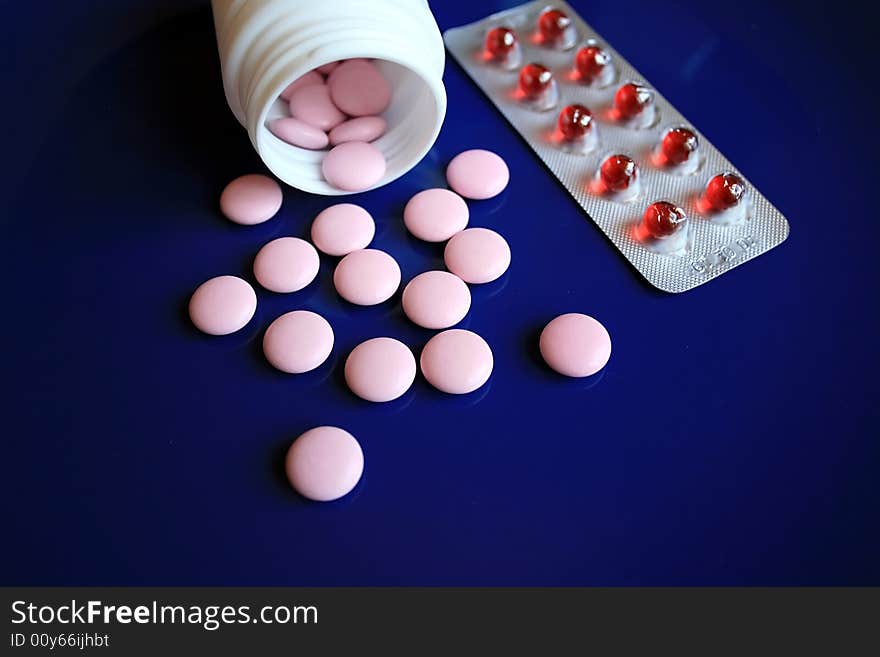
[485,27,517,60]
[600,154,637,192]
[614,83,653,120]
[575,45,611,83]
[661,127,699,165]
[642,201,688,238]
[538,8,571,42]
[557,104,593,140]
[518,63,553,99]
[705,173,746,211]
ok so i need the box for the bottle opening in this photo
[256,59,446,195]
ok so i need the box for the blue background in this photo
[2,0,877,585]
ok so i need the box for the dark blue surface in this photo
[2,0,878,585]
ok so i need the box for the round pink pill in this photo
[344,337,416,402]
[286,426,363,502]
[311,204,375,256]
[420,329,493,395]
[288,83,346,131]
[219,174,283,225]
[263,310,334,373]
[403,188,469,242]
[253,237,320,293]
[322,141,386,192]
[279,70,324,101]
[316,61,340,75]
[402,271,471,329]
[328,116,387,146]
[444,228,511,284]
[446,149,510,200]
[540,313,612,377]
[328,60,392,116]
[333,249,400,306]
[189,275,257,336]
[268,117,329,150]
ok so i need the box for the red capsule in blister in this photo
[519,62,553,99]
[557,104,593,141]
[642,201,688,239]
[704,173,746,211]
[600,154,638,192]
[575,44,611,84]
[484,27,517,61]
[614,82,653,121]
[538,8,571,42]
[661,127,699,166]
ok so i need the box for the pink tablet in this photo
[316,61,340,75]
[333,249,401,306]
[263,310,334,373]
[344,337,417,402]
[310,204,375,256]
[420,329,493,394]
[288,83,347,131]
[402,271,471,329]
[445,149,510,200]
[328,116,387,146]
[403,188,469,242]
[219,174,283,225]
[285,426,363,502]
[539,313,612,377]
[322,141,386,192]
[253,237,320,293]
[327,60,392,116]
[268,117,329,150]
[189,275,257,336]
[279,70,324,101]
[444,228,511,284]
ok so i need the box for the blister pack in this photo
[443,1,790,293]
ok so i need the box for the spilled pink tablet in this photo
[333,249,400,305]
[189,275,257,336]
[444,228,511,284]
[268,117,329,150]
[446,149,510,200]
[288,83,346,131]
[402,271,471,329]
[328,116,387,145]
[327,60,392,116]
[420,329,493,394]
[285,426,363,502]
[540,313,612,377]
[403,188,469,242]
[253,237,320,293]
[344,337,416,402]
[263,310,334,373]
[310,204,375,256]
[219,174,283,225]
[322,141,386,191]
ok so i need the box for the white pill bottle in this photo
[211,0,447,195]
